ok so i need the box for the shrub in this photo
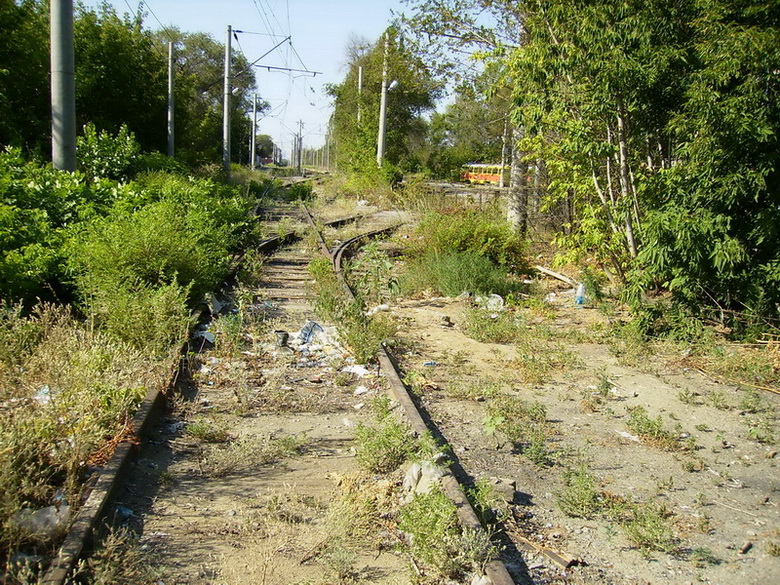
[408,208,528,272]
[68,198,231,305]
[398,488,462,578]
[354,418,415,474]
[402,250,520,297]
[77,123,140,181]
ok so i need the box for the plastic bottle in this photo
[575,283,586,307]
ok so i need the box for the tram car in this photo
[460,163,509,185]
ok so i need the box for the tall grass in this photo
[0,305,166,566]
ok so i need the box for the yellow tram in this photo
[460,163,509,185]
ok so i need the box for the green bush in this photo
[409,208,528,272]
[402,250,520,297]
[68,199,230,305]
[77,123,140,181]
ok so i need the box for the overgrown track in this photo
[44,201,519,585]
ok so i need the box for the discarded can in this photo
[274,330,289,347]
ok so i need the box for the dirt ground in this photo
[116,203,779,585]
[387,289,780,585]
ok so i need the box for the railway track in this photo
[39,190,780,585]
[42,199,523,585]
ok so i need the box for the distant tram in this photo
[460,163,509,186]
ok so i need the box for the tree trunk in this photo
[615,98,638,258]
[507,125,529,234]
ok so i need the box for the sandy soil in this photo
[387,291,780,585]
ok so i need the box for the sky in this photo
[82,0,407,153]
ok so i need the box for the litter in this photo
[615,430,640,442]
[354,385,369,395]
[342,365,371,377]
[475,293,505,311]
[575,283,586,306]
[34,385,52,405]
[299,320,324,343]
[365,304,390,316]
[193,330,216,344]
[423,361,438,367]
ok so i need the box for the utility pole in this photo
[297,120,303,176]
[376,33,389,167]
[50,0,76,171]
[222,25,232,177]
[357,65,363,124]
[326,134,330,170]
[167,41,175,157]
[250,93,257,170]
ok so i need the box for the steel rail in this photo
[326,222,516,585]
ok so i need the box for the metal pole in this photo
[167,42,175,157]
[250,93,257,170]
[376,33,389,167]
[357,65,363,124]
[50,0,76,171]
[222,25,232,177]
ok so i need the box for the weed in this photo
[678,388,700,405]
[482,414,506,449]
[556,464,603,519]
[405,207,528,272]
[707,390,731,410]
[466,479,510,529]
[739,389,773,415]
[198,434,306,478]
[463,308,523,343]
[398,488,462,578]
[447,379,501,401]
[767,541,780,556]
[322,542,359,584]
[688,546,721,567]
[626,406,693,451]
[348,241,399,306]
[75,526,159,585]
[354,418,415,474]
[186,419,229,443]
[623,504,677,555]
[402,250,520,297]
[326,473,395,547]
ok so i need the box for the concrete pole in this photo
[250,93,257,170]
[50,0,77,171]
[167,42,175,157]
[357,65,363,124]
[297,120,303,175]
[376,33,389,167]
[222,25,232,177]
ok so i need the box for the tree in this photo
[155,28,259,167]
[0,0,50,153]
[74,3,168,152]
[327,26,442,176]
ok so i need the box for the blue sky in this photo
[81,0,405,151]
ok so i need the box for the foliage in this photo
[409,207,527,271]
[354,418,416,474]
[327,27,442,176]
[348,241,399,305]
[77,123,141,181]
[0,305,164,564]
[398,488,462,578]
[405,0,780,329]
[0,0,50,152]
[307,256,397,363]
